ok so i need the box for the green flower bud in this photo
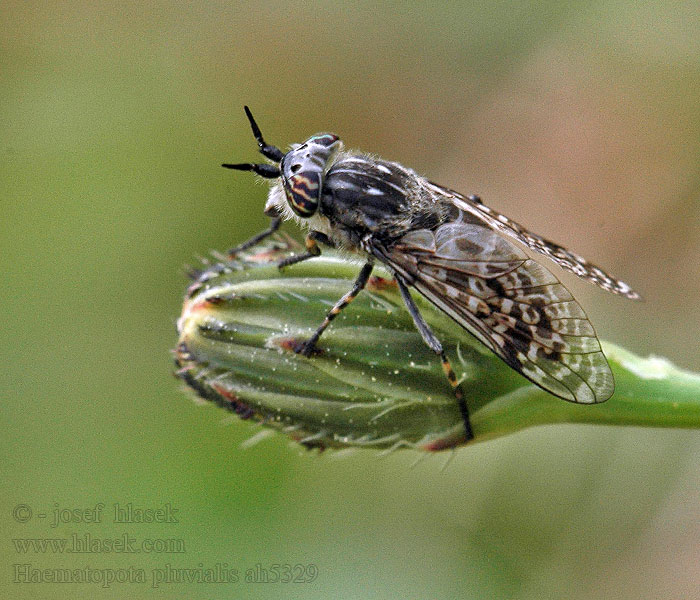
[175,241,700,451]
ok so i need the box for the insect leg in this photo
[295,261,374,357]
[226,217,282,257]
[395,277,474,441]
[277,231,334,269]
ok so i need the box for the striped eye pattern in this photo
[285,172,322,217]
[281,133,342,218]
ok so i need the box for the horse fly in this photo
[222,106,640,441]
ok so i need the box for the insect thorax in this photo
[268,152,453,252]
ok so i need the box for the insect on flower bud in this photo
[176,108,696,451]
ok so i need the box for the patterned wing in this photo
[372,213,615,403]
[425,182,640,300]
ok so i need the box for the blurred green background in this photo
[2,1,699,598]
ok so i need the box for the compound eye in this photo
[285,172,321,218]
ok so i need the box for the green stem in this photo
[474,344,700,442]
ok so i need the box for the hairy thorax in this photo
[265,152,450,255]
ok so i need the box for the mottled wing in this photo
[372,212,615,403]
[425,182,640,300]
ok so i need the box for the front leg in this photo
[277,230,335,269]
[294,261,374,357]
[227,217,282,258]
